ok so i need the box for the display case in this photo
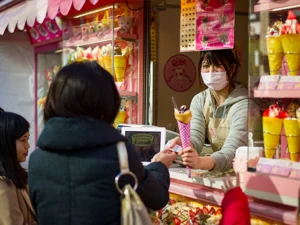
[245,0,300,218]
[61,2,143,128]
[34,2,145,144]
[35,45,63,139]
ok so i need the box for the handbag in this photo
[115,142,153,225]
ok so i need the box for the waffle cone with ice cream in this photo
[266,21,284,75]
[280,11,300,75]
[174,105,192,149]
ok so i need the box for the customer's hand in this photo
[221,173,240,193]
[178,146,200,168]
[152,149,176,168]
[168,137,182,149]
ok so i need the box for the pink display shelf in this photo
[243,172,300,207]
[119,91,136,97]
[254,0,300,12]
[253,88,300,98]
[171,177,298,225]
[64,29,137,48]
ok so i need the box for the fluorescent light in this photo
[271,4,300,11]
[73,6,113,18]
[55,48,74,53]
[76,39,111,47]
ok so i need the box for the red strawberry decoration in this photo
[202,206,209,215]
[281,26,287,35]
[169,199,176,205]
[189,210,196,219]
[86,53,93,60]
[209,207,215,215]
[157,210,162,219]
[195,207,202,214]
[263,108,270,117]
[296,23,300,34]
[216,208,222,215]
[287,10,297,20]
[279,110,288,119]
[174,217,182,225]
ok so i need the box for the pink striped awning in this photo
[0,0,48,35]
[47,0,103,20]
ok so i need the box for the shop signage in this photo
[180,0,235,52]
[164,54,196,92]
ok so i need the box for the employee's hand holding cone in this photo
[172,97,192,177]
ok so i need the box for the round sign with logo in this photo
[164,54,196,92]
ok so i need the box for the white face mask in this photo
[201,71,229,91]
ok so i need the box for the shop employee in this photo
[170,47,261,172]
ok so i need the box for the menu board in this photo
[180,0,235,52]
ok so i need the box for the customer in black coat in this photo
[28,61,176,225]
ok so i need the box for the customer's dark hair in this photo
[199,49,240,81]
[44,61,120,124]
[0,112,29,189]
[0,107,4,112]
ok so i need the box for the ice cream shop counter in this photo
[151,168,299,225]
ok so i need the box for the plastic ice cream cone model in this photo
[174,105,192,149]
[284,103,300,161]
[101,44,113,75]
[113,99,127,128]
[262,103,286,158]
[114,46,127,82]
[284,118,300,161]
[280,11,300,75]
[97,47,105,68]
[266,21,283,75]
[74,47,85,62]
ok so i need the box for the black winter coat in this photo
[28,117,170,225]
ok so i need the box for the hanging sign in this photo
[164,54,196,92]
[180,0,235,52]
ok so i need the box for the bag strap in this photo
[116,142,130,173]
[115,142,138,195]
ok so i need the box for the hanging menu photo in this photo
[180,0,235,52]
